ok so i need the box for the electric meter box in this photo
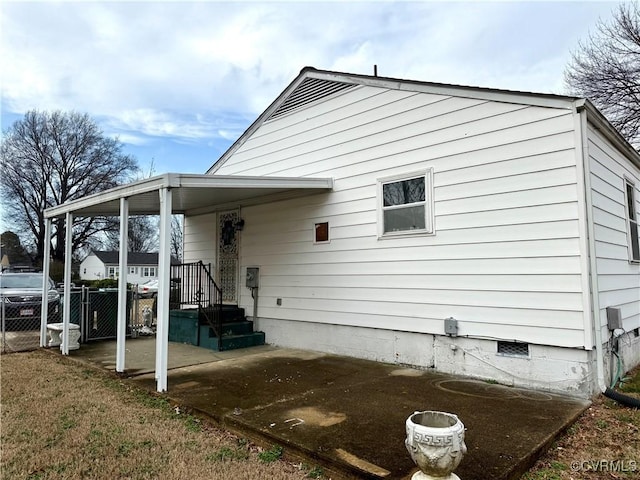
[246,267,259,288]
[606,307,622,330]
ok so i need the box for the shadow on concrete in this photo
[68,337,589,480]
[1,330,41,353]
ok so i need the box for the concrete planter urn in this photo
[405,411,466,480]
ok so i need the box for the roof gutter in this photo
[575,98,640,170]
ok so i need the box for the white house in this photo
[44,68,640,396]
[80,250,167,284]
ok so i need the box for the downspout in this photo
[574,101,607,393]
[576,100,640,406]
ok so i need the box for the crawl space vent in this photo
[497,341,529,357]
[268,78,356,120]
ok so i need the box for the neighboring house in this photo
[80,251,170,284]
[45,68,640,396]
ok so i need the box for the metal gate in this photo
[1,286,141,353]
[81,288,134,342]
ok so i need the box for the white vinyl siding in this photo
[183,213,217,270]
[203,85,588,348]
[79,254,159,284]
[587,125,640,336]
[80,254,105,280]
[127,265,157,284]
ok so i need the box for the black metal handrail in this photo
[170,261,223,350]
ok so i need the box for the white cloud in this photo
[1,0,618,162]
[100,108,250,144]
[112,133,150,146]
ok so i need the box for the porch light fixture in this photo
[234,219,245,231]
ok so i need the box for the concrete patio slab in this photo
[68,338,589,480]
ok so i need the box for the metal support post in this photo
[116,197,129,372]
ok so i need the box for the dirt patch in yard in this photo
[523,366,640,480]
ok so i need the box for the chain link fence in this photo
[1,285,155,353]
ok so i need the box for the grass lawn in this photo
[1,350,638,480]
[0,350,321,480]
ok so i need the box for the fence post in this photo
[134,286,139,328]
[81,286,87,343]
[1,293,5,353]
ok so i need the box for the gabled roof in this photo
[89,251,178,266]
[208,66,640,173]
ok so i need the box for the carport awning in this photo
[44,173,334,218]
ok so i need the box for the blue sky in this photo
[1,1,621,177]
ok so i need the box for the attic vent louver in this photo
[268,78,356,120]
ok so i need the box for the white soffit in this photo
[44,173,334,218]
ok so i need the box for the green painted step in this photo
[199,321,254,338]
[198,326,265,351]
[169,311,199,346]
[220,321,255,336]
[199,305,246,325]
[220,331,265,351]
[169,307,264,351]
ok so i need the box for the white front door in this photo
[218,210,239,304]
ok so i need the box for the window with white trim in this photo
[624,178,639,262]
[378,170,434,236]
[129,266,137,275]
[142,267,156,277]
[107,266,118,279]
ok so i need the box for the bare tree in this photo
[104,214,181,259]
[565,2,640,148]
[101,160,162,253]
[0,110,138,263]
[171,215,183,262]
[103,216,159,253]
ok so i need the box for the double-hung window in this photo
[378,169,434,237]
[624,178,639,262]
[142,267,156,277]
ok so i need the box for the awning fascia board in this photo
[44,173,178,218]
[176,174,334,190]
[43,173,334,218]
